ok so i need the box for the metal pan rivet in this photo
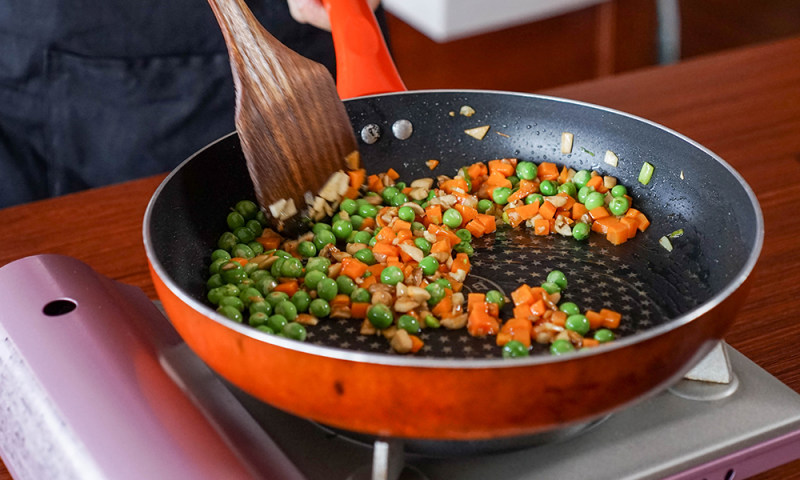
[360,124,381,144]
[391,119,413,140]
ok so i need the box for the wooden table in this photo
[2,36,800,479]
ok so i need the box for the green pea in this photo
[516,161,538,180]
[584,191,605,211]
[234,226,255,243]
[424,315,440,328]
[313,230,336,251]
[209,257,228,275]
[559,302,580,316]
[572,170,592,188]
[340,198,358,215]
[358,203,378,218]
[525,193,544,206]
[608,196,630,216]
[456,229,472,244]
[546,270,568,290]
[218,231,238,251]
[332,220,353,240]
[217,305,243,323]
[282,322,307,341]
[454,241,475,256]
[314,277,337,301]
[305,257,330,274]
[611,184,628,198]
[390,193,408,207]
[350,214,365,230]
[248,242,264,256]
[541,281,561,294]
[419,256,440,276]
[249,299,272,316]
[572,222,590,241]
[280,257,304,278]
[309,298,331,317]
[577,186,594,204]
[426,283,446,306]
[442,208,463,228]
[211,249,232,262]
[255,276,278,296]
[594,328,615,343]
[414,237,431,255]
[411,221,426,233]
[238,287,263,307]
[273,249,292,259]
[367,304,394,329]
[398,206,416,222]
[350,287,371,304]
[336,275,356,295]
[290,290,311,313]
[550,339,575,355]
[248,311,269,327]
[255,325,275,335]
[351,231,372,245]
[266,314,288,332]
[382,186,399,203]
[226,211,245,230]
[380,266,404,285]
[558,182,577,197]
[266,291,290,307]
[216,284,240,298]
[565,314,590,336]
[486,290,505,308]
[274,299,298,320]
[354,248,376,265]
[255,210,269,227]
[220,263,247,284]
[395,181,407,190]
[250,269,270,283]
[502,340,530,359]
[298,241,317,258]
[435,278,452,289]
[235,200,259,220]
[219,295,245,312]
[231,243,255,259]
[207,286,226,305]
[477,199,494,213]
[246,219,263,237]
[492,187,512,205]
[397,315,421,334]
[206,273,224,290]
[539,180,557,196]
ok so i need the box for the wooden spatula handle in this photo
[323,0,406,99]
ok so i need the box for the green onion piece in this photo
[638,162,655,185]
[659,236,673,252]
[668,228,684,238]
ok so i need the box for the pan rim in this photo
[143,89,764,370]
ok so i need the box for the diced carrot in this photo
[537,162,559,181]
[468,304,500,337]
[582,338,600,348]
[619,216,640,239]
[557,166,570,184]
[476,214,496,234]
[366,263,385,278]
[465,219,486,237]
[511,284,534,306]
[375,227,397,244]
[637,212,650,231]
[533,218,550,236]
[359,217,376,230]
[273,280,299,297]
[409,335,425,353]
[592,216,619,234]
[606,221,630,245]
[340,257,368,279]
[350,302,369,319]
[360,274,377,289]
[454,203,478,225]
[496,317,532,348]
[426,159,439,170]
[468,293,486,309]
[451,253,470,273]
[488,159,516,177]
[367,174,383,192]
[539,200,557,220]
[331,294,351,307]
[343,186,360,199]
[391,219,412,232]
[428,223,461,245]
[467,162,488,180]
[599,308,622,328]
[229,257,248,267]
[585,175,608,193]
[425,204,443,225]
[530,299,547,316]
[589,206,610,220]
[572,203,589,221]
[431,294,453,318]
[386,168,400,180]
[551,310,567,327]
[556,192,576,210]
[513,303,533,320]
[485,171,513,188]
[585,310,604,330]
[348,168,366,189]
[441,177,469,194]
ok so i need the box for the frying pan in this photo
[143,1,762,442]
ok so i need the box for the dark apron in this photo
[0,0,378,208]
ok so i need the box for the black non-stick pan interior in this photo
[148,91,760,359]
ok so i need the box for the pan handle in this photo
[322,0,407,99]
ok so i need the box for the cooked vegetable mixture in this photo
[205,158,649,356]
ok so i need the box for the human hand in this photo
[287,0,381,31]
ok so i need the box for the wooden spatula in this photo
[208,0,359,232]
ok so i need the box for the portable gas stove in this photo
[1,255,799,480]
